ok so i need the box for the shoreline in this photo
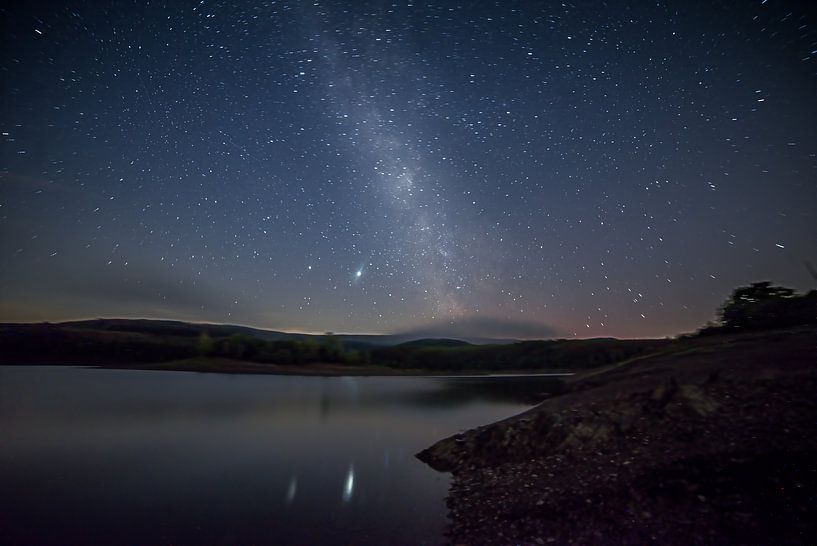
[417,327,817,544]
[2,358,576,378]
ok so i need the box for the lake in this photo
[0,366,565,545]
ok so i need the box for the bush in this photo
[717,282,817,332]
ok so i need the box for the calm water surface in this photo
[0,366,563,545]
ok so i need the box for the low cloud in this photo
[1,260,241,323]
[62,266,214,311]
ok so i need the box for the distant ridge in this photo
[396,338,473,348]
[4,318,518,348]
[0,317,678,372]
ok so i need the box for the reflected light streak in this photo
[286,476,297,504]
[342,465,355,503]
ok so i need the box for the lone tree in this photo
[718,281,816,331]
[196,332,215,356]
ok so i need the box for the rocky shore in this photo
[418,327,817,545]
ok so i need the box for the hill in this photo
[1,318,667,374]
[372,337,671,372]
[395,338,473,348]
[417,326,817,543]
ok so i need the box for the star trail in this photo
[1,0,815,338]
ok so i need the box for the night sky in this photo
[1,1,815,339]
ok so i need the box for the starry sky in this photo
[1,0,815,339]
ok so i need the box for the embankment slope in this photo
[418,327,817,545]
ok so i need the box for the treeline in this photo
[197,333,369,365]
[0,322,667,371]
[697,282,817,336]
[0,324,195,364]
[372,338,670,371]
[1,280,814,371]
[0,325,369,366]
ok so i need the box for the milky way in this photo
[1,1,815,338]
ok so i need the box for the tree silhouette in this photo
[196,332,215,356]
[718,281,815,331]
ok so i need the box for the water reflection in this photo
[286,476,298,504]
[0,366,563,545]
[403,375,567,407]
[342,465,355,503]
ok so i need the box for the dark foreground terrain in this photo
[418,327,817,545]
